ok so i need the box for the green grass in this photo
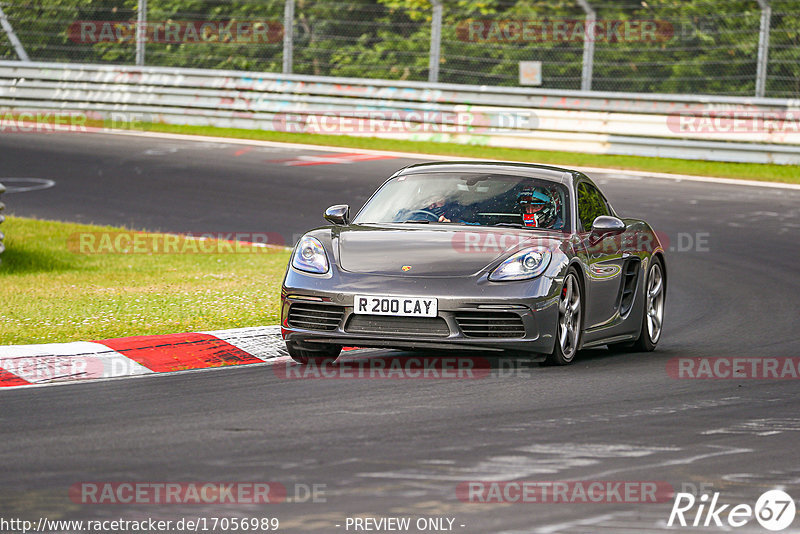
[0,216,290,345]
[133,122,799,184]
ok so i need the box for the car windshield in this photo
[354,172,570,230]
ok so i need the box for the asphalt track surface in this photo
[2,132,800,533]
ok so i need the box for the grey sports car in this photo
[280,161,666,365]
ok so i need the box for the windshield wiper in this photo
[400,220,430,224]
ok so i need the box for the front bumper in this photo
[281,268,562,354]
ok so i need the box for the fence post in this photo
[576,0,595,91]
[283,0,295,74]
[0,4,30,61]
[755,0,771,98]
[428,0,443,83]
[135,0,147,66]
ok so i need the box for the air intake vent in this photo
[346,315,450,337]
[287,303,344,331]
[618,259,641,317]
[455,311,525,338]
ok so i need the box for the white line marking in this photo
[99,129,800,191]
[0,177,56,193]
[533,512,635,534]
[578,445,752,481]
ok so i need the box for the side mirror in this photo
[590,215,625,236]
[324,204,350,226]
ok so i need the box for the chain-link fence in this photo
[1,0,798,98]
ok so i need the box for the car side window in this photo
[577,182,611,232]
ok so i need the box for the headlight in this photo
[489,248,551,281]
[292,235,329,274]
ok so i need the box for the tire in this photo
[286,341,342,365]
[545,269,583,366]
[630,256,665,352]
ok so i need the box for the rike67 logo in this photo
[668,489,796,531]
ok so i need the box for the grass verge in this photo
[132,122,799,184]
[0,216,289,345]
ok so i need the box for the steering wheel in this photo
[407,209,440,222]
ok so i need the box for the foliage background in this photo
[1,0,798,96]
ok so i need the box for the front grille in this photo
[345,315,450,337]
[287,303,344,331]
[455,311,526,338]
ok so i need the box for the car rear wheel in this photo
[286,341,342,365]
[632,257,665,352]
[546,270,583,365]
[612,257,665,353]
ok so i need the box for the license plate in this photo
[354,295,438,317]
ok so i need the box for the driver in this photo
[398,195,456,223]
[425,197,452,222]
[396,194,476,224]
[516,187,560,228]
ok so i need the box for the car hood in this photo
[335,224,564,277]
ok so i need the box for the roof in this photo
[395,161,580,185]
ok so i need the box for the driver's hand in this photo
[438,215,451,223]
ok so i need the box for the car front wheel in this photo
[546,270,583,365]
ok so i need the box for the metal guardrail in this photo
[1,60,799,165]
